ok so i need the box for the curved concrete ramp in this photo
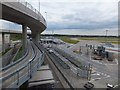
[0,0,47,34]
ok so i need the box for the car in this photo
[67,46,70,48]
[84,82,94,89]
[30,38,32,41]
[46,47,50,50]
[49,49,53,53]
[107,83,114,89]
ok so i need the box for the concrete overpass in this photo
[0,0,47,50]
[0,29,31,34]
[0,29,31,52]
[0,0,47,89]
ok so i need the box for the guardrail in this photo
[1,42,29,71]
[19,0,46,22]
[54,47,92,79]
[1,42,45,88]
[46,50,74,89]
[11,45,22,62]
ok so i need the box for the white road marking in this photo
[91,73,100,76]
[70,68,77,74]
[114,84,120,88]
[104,64,118,65]
[90,78,101,81]
[91,71,110,82]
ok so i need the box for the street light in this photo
[44,12,47,35]
[39,0,40,13]
[106,30,108,44]
[45,12,47,21]
[106,30,108,37]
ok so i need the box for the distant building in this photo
[0,33,10,44]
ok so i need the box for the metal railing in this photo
[2,54,44,88]
[17,0,46,25]
[54,47,92,79]
[1,42,29,71]
[1,43,45,88]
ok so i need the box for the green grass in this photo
[13,46,23,62]
[59,36,79,44]
[79,37,119,44]
[10,34,22,41]
[59,36,119,44]
[0,48,11,57]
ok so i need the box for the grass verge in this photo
[13,46,23,62]
[59,36,79,44]
[79,37,119,44]
[0,48,11,57]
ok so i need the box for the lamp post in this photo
[106,30,108,44]
[106,30,108,37]
[9,22,10,44]
[45,12,47,21]
[44,12,47,35]
[39,0,40,13]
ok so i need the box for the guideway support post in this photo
[2,33,5,52]
[32,31,40,45]
[22,25,27,53]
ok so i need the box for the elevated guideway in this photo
[0,0,47,34]
[0,29,31,34]
[1,40,45,88]
[0,0,47,51]
[0,0,47,88]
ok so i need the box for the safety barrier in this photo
[0,42,45,88]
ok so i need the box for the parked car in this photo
[84,82,94,89]
[107,83,114,90]
[49,49,53,53]
[30,38,32,41]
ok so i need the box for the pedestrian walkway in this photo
[29,65,55,87]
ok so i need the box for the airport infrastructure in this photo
[0,0,47,89]
[0,0,119,89]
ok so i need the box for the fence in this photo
[0,41,45,88]
[1,51,45,88]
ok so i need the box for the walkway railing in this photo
[19,0,46,23]
[1,41,29,71]
[0,42,45,88]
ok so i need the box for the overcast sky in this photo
[1,0,119,36]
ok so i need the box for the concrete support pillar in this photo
[35,33,40,45]
[22,25,27,53]
[32,31,40,45]
[2,33,5,52]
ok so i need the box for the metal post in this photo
[2,33,5,52]
[37,58,39,68]
[88,64,92,81]
[106,30,108,44]
[45,12,47,21]
[17,70,19,85]
[39,0,40,13]
[29,59,32,78]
